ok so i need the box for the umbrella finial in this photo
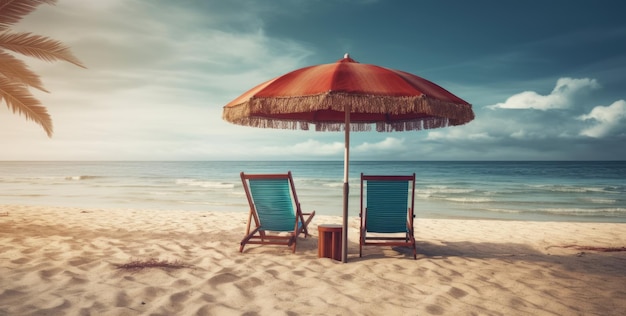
[338,53,357,63]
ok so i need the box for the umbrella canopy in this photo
[223,54,474,262]
[224,54,473,131]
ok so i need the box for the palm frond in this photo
[0,77,52,137]
[0,0,57,31]
[0,51,48,91]
[0,31,85,68]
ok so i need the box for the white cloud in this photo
[353,137,404,152]
[426,129,495,141]
[260,139,344,157]
[250,137,409,159]
[578,100,626,138]
[488,78,600,110]
[292,139,344,155]
[510,130,526,139]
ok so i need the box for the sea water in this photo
[1,161,624,222]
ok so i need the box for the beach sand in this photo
[1,204,625,315]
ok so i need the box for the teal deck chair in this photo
[360,173,417,259]
[240,171,315,253]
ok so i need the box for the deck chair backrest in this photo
[362,175,415,233]
[246,176,297,232]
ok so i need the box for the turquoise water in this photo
[1,161,624,222]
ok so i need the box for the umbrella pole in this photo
[342,105,350,263]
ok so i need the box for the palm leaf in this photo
[0,51,48,91]
[0,0,57,31]
[0,31,85,68]
[0,77,52,137]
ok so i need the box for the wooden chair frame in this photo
[360,173,417,259]
[240,171,315,253]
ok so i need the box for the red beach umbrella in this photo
[223,54,474,262]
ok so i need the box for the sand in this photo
[1,204,625,316]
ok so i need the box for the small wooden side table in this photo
[318,224,342,261]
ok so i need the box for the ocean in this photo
[1,161,625,223]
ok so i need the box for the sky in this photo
[2,0,625,161]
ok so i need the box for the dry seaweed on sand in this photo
[115,258,192,271]
[555,245,626,252]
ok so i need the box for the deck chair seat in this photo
[239,171,315,253]
[360,173,417,259]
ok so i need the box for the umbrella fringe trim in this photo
[227,117,451,132]
[223,92,474,130]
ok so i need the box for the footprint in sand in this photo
[10,257,31,264]
[448,286,468,299]
[169,290,192,307]
[115,291,132,307]
[38,267,63,279]
[207,272,240,287]
[426,304,445,315]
